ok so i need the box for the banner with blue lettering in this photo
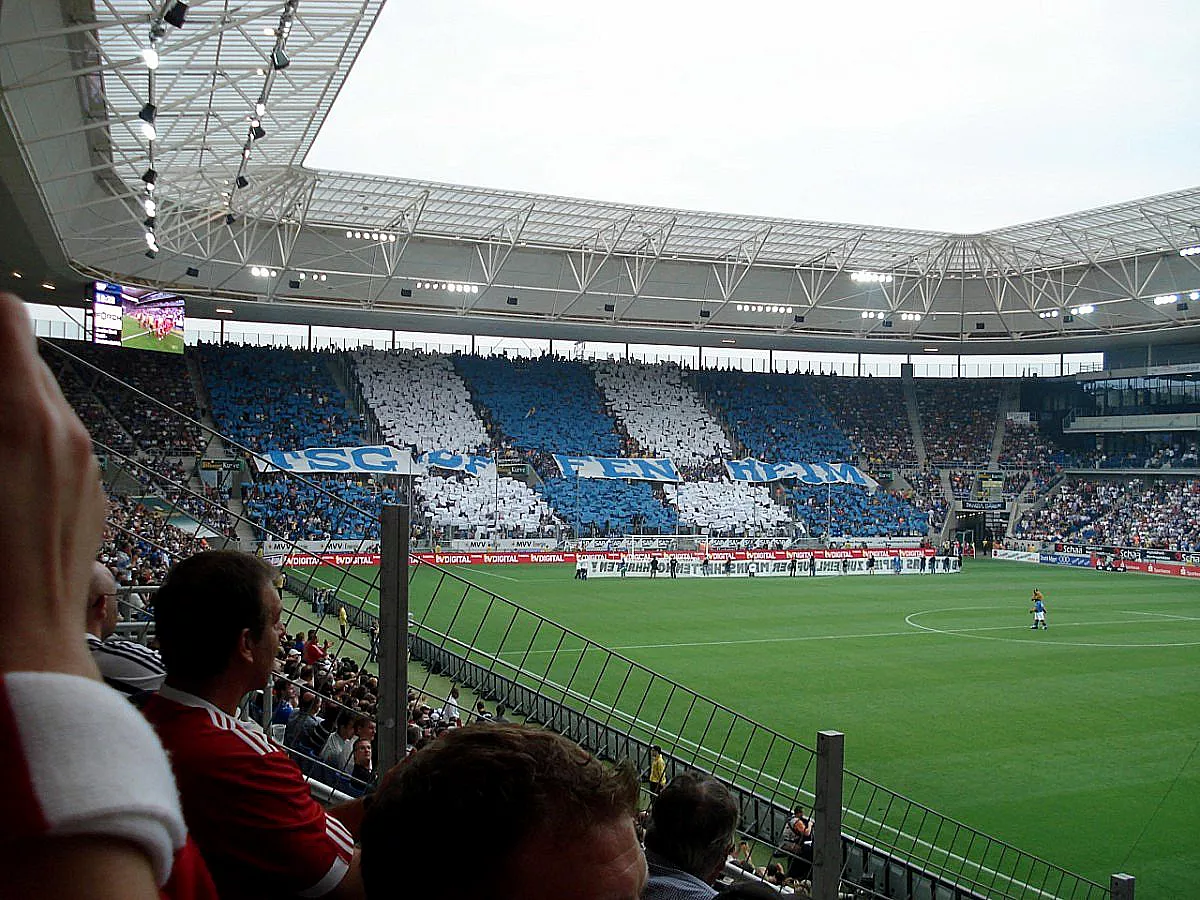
[725,459,879,490]
[418,450,495,477]
[255,446,421,475]
[554,455,681,482]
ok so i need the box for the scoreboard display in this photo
[91,281,185,354]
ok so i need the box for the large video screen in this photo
[91,281,185,354]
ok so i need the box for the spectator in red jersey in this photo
[143,550,379,900]
[305,628,331,666]
[0,293,215,900]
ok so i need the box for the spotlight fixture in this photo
[850,271,894,284]
[163,1,188,29]
[141,47,160,70]
[1180,245,1200,257]
[138,103,157,141]
[236,175,249,189]
[250,124,266,141]
[698,309,710,319]
[185,266,200,277]
[225,213,236,225]
[271,48,290,71]
[141,168,158,186]
[142,196,156,216]
[603,303,616,313]
[288,279,301,289]
[41,282,56,290]
[1191,292,1200,301]
[145,250,157,259]
[506,296,518,306]
[144,216,156,229]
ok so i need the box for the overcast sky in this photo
[306,0,1200,233]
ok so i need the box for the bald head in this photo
[87,561,119,638]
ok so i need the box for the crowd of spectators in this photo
[61,340,206,456]
[1074,438,1200,470]
[418,470,561,537]
[693,371,853,463]
[592,359,730,464]
[997,422,1071,468]
[99,491,210,589]
[1014,477,1200,550]
[351,349,489,454]
[243,472,398,541]
[916,381,1000,466]
[200,344,365,453]
[786,484,928,538]
[539,477,679,535]
[810,376,917,468]
[41,344,134,452]
[664,479,791,535]
[901,468,948,531]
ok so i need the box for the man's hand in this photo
[0,294,106,678]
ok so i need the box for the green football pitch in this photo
[294,558,1200,898]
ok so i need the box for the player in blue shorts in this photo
[1029,589,1048,629]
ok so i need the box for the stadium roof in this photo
[3,0,1200,353]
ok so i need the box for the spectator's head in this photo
[353,738,372,769]
[354,714,375,742]
[86,560,120,639]
[644,772,739,885]
[361,723,644,900]
[154,550,281,696]
[307,629,318,642]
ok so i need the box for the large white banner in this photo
[725,459,879,490]
[553,454,681,482]
[418,450,496,477]
[255,445,421,475]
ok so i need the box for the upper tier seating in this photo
[665,480,790,535]
[351,349,489,454]
[453,355,621,456]
[52,341,204,456]
[1014,478,1200,551]
[592,360,729,464]
[810,377,917,468]
[692,371,854,462]
[419,471,561,536]
[243,473,398,541]
[42,343,134,453]
[998,423,1072,468]
[916,381,1000,466]
[200,345,365,453]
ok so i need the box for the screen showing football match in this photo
[91,281,185,354]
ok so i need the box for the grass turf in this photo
[292,557,1200,898]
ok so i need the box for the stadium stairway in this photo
[903,379,925,467]
[989,383,1021,468]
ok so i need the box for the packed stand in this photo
[243,472,399,541]
[52,340,205,456]
[200,344,365,453]
[591,359,730,464]
[997,421,1072,469]
[810,376,918,468]
[916,380,1000,466]
[100,492,210,589]
[694,370,854,463]
[788,483,929,538]
[41,343,134,453]
[456,355,679,534]
[1014,477,1200,551]
[665,480,791,535]
[351,349,490,454]
[1076,437,1200,470]
[903,468,948,531]
[418,470,561,538]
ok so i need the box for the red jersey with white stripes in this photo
[142,685,355,900]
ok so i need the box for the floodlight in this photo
[251,124,266,141]
[271,48,290,71]
[236,175,249,189]
[142,197,156,216]
[141,47,160,70]
[163,1,188,28]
